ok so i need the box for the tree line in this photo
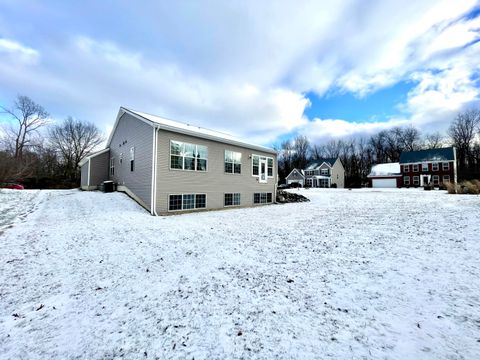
[277,109,480,187]
[0,95,103,188]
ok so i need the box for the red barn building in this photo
[399,147,457,187]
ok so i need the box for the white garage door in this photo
[372,178,397,188]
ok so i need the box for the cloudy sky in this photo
[0,0,479,145]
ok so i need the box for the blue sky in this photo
[0,0,480,146]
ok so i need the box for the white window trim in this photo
[413,176,420,185]
[404,165,410,172]
[404,176,410,185]
[224,150,242,175]
[167,193,207,212]
[432,175,440,184]
[224,192,241,207]
[432,162,439,171]
[110,157,115,176]
[169,140,208,172]
[442,162,450,170]
[413,164,419,172]
[422,163,428,171]
[253,192,273,205]
[251,154,274,178]
[443,175,450,183]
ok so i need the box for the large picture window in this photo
[169,194,206,211]
[224,193,240,206]
[252,155,274,177]
[225,150,242,174]
[170,141,207,172]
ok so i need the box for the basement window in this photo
[224,193,241,207]
[168,194,207,211]
[253,192,273,204]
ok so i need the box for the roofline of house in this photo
[107,107,277,155]
[286,168,305,179]
[78,148,110,167]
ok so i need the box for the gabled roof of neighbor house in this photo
[106,107,277,155]
[368,162,401,178]
[399,147,455,164]
[286,168,305,179]
[305,158,338,170]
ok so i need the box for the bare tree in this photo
[424,132,446,149]
[292,135,310,170]
[49,117,104,181]
[0,95,49,159]
[449,109,480,176]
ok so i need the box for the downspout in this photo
[153,127,159,216]
[87,158,91,188]
[453,146,458,193]
[150,127,156,215]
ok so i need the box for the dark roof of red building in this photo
[399,147,455,164]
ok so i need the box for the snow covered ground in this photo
[0,188,479,359]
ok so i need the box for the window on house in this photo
[119,153,123,164]
[432,175,439,185]
[432,162,439,171]
[110,157,115,176]
[267,158,273,176]
[168,194,206,211]
[413,164,419,172]
[306,178,313,187]
[413,176,420,185]
[422,163,428,171]
[320,168,329,175]
[253,192,273,204]
[130,147,135,172]
[224,193,241,206]
[251,155,274,177]
[404,165,410,172]
[170,141,208,172]
[443,175,450,183]
[404,176,410,185]
[225,150,242,174]
[442,162,449,170]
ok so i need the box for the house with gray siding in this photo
[80,107,278,215]
[285,168,305,187]
[303,158,345,188]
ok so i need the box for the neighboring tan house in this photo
[79,107,278,215]
[285,168,305,187]
[399,147,457,187]
[367,163,401,188]
[303,158,345,188]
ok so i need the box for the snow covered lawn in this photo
[1,188,479,359]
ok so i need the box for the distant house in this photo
[399,147,457,187]
[303,158,345,188]
[79,107,278,215]
[367,163,401,188]
[285,168,305,187]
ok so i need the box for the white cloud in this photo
[0,38,39,64]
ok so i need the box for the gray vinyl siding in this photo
[80,162,89,188]
[286,170,304,181]
[155,129,277,214]
[109,113,153,210]
[89,151,110,188]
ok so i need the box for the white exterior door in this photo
[259,158,267,183]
